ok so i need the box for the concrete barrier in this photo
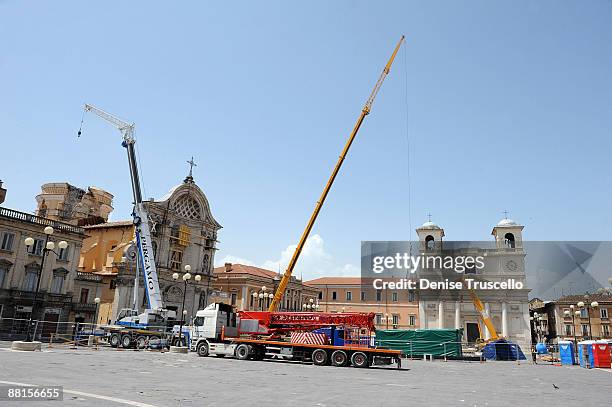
[11,341,42,351]
[169,346,188,354]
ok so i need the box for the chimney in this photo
[0,180,6,205]
[224,263,233,272]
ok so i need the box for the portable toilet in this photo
[578,340,595,368]
[558,341,575,365]
[592,340,611,368]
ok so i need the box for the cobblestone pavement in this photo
[0,343,610,406]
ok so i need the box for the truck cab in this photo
[190,303,239,356]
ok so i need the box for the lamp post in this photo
[93,297,100,328]
[577,299,599,339]
[23,226,68,342]
[172,264,201,347]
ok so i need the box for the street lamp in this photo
[22,226,68,342]
[577,299,599,339]
[253,286,269,310]
[172,264,193,347]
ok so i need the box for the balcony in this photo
[72,302,97,312]
[0,207,85,235]
[75,272,103,282]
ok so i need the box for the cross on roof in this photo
[187,156,197,178]
[427,213,432,222]
[503,210,509,219]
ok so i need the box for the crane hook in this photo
[77,108,85,138]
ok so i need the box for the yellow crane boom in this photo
[269,36,405,312]
[468,287,500,341]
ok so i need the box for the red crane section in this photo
[238,311,375,335]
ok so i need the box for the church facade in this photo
[416,218,531,349]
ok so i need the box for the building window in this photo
[346,291,352,301]
[408,291,415,302]
[27,239,44,256]
[603,325,610,337]
[79,288,89,304]
[231,293,237,306]
[564,324,572,336]
[360,291,366,301]
[50,274,64,294]
[170,250,183,271]
[425,235,435,251]
[581,324,589,336]
[376,290,382,302]
[250,293,254,308]
[375,314,382,325]
[58,245,70,261]
[24,271,38,292]
[332,291,337,301]
[601,308,609,319]
[580,309,588,318]
[1,232,15,251]
[409,315,416,326]
[392,314,399,326]
[0,266,7,288]
[392,292,398,302]
[504,233,516,248]
[318,291,323,300]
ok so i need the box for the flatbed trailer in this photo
[193,336,401,368]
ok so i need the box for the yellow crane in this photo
[269,36,405,312]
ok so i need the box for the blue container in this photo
[535,343,548,354]
[558,341,575,365]
[577,340,595,368]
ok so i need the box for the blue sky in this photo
[1,1,611,279]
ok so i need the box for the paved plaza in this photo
[0,342,610,406]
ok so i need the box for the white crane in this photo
[82,104,168,326]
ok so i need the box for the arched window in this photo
[425,235,435,251]
[504,233,515,248]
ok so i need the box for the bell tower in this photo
[416,215,444,252]
[491,212,524,249]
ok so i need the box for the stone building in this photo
[551,293,612,341]
[212,263,319,311]
[35,182,114,226]
[0,183,86,339]
[78,174,222,323]
[416,218,531,348]
[306,277,420,330]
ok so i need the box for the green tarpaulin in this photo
[375,329,463,357]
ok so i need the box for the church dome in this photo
[497,218,518,226]
[420,221,441,230]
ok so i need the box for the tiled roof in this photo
[556,293,612,303]
[213,263,280,279]
[305,277,363,286]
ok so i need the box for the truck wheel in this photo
[109,333,120,348]
[331,350,348,367]
[197,342,209,357]
[136,336,147,349]
[121,334,132,348]
[351,352,369,368]
[312,349,329,365]
[235,344,251,360]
